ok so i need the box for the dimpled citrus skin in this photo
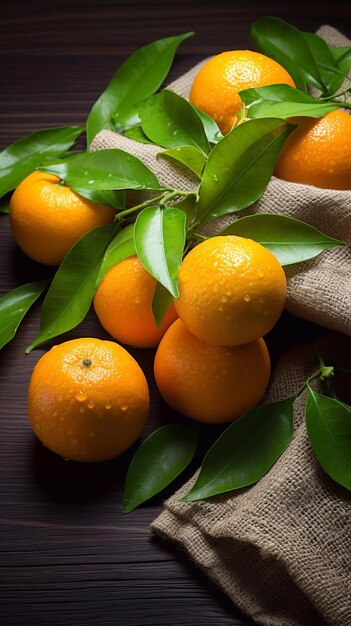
[10,171,115,265]
[94,256,178,348]
[175,236,287,347]
[189,50,295,134]
[154,319,270,424]
[275,110,351,190]
[28,338,150,462]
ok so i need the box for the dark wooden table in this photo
[1,2,350,625]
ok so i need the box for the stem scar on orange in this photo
[10,171,116,265]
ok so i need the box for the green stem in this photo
[115,193,166,221]
[115,189,193,221]
[318,75,351,101]
[160,189,191,206]
[193,232,208,241]
[293,370,325,400]
[183,241,193,256]
[330,100,351,110]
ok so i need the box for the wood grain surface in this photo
[1,2,350,625]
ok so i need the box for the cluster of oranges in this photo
[26,236,286,462]
[9,46,350,463]
[190,50,351,190]
[95,235,286,428]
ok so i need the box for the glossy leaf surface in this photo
[96,224,135,285]
[306,388,351,491]
[152,282,174,328]
[159,146,206,178]
[302,31,343,96]
[39,149,161,191]
[123,126,155,144]
[198,118,292,222]
[72,186,125,210]
[220,214,345,265]
[0,126,83,198]
[86,33,193,145]
[134,206,186,297]
[240,84,340,119]
[0,281,48,351]
[191,105,223,143]
[26,224,116,352]
[139,90,210,155]
[330,47,351,78]
[251,17,325,92]
[182,398,294,502]
[123,424,197,513]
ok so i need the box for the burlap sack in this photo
[91,26,351,626]
[91,25,351,337]
[152,334,351,626]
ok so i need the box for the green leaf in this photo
[159,146,206,179]
[96,223,135,285]
[0,193,11,213]
[123,126,155,144]
[123,423,197,513]
[134,206,186,298]
[26,224,116,352]
[86,32,193,146]
[191,105,223,143]
[139,90,210,155]
[302,31,343,96]
[39,149,161,191]
[72,186,126,210]
[251,17,325,92]
[330,47,351,78]
[197,118,293,222]
[0,280,48,350]
[306,388,351,491]
[219,214,345,266]
[0,126,84,199]
[152,282,174,328]
[182,398,294,502]
[240,84,340,119]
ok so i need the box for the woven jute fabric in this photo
[91,26,351,626]
[152,334,351,626]
[91,25,351,337]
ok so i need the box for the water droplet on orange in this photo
[76,391,87,402]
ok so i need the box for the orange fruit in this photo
[94,256,178,348]
[275,109,351,190]
[189,50,295,134]
[175,236,286,347]
[28,338,150,462]
[10,171,115,265]
[154,319,270,424]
